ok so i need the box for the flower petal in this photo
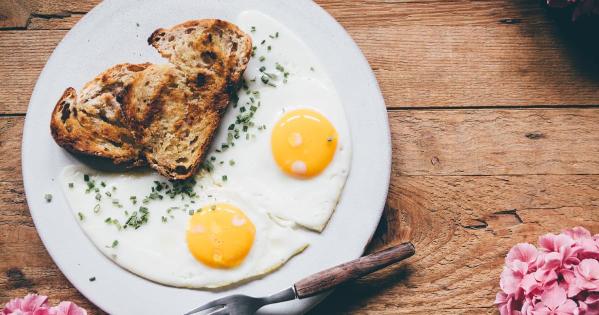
[508,243,539,265]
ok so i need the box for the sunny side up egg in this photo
[205,11,352,232]
[58,10,350,289]
[60,166,308,288]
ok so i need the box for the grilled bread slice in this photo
[50,19,252,179]
[50,63,150,166]
[134,19,252,179]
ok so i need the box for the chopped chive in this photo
[68,182,74,188]
[222,175,228,182]
[78,212,85,221]
[259,56,265,62]
[89,277,96,282]
[84,174,90,182]
[100,181,106,187]
[111,240,119,248]
[44,194,53,203]
[93,204,100,213]
[250,26,256,32]
[229,160,235,166]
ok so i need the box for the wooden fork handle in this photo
[294,242,415,298]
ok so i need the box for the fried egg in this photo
[60,166,308,288]
[204,11,352,231]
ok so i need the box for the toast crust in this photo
[50,63,151,166]
[50,20,252,180]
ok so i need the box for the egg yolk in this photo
[186,203,255,268]
[271,109,338,178]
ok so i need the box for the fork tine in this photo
[207,307,229,315]
[183,298,227,315]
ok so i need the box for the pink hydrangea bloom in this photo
[496,227,599,315]
[1,295,86,315]
[49,302,87,315]
[1,294,51,315]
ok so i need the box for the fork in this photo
[184,242,415,315]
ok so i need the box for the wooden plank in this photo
[395,108,599,176]
[4,107,599,181]
[0,116,23,182]
[0,30,66,115]
[0,1,563,29]
[1,2,598,114]
[27,14,84,30]
[0,0,95,29]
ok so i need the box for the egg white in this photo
[204,11,352,231]
[60,165,308,288]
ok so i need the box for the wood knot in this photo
[6,268,33,289]
[431,156,440,165]
[499,18,522,24]
[525,132,544,140]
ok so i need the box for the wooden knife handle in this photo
[294,242,415,298]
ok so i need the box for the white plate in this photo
[21,0,390,314]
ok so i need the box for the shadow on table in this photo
[545,4,599,80]
[307,263,415,314]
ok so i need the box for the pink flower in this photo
[530,285,578,315]
[539,233,580,269]
[497,227,599,315]
[49,302,87,315]
[501,260,531,297]
[1,295,86,315]
[569,259,599,297]
[496,291,524,315]
[578,292,599,315]
[509,244,541,267]
[1,294,51,315]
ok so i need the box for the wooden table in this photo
[1,1,598,314]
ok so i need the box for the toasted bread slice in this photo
[133,20,251,179]
[148,19,251,84]
[50,63,150,166]
[50,19,251,180]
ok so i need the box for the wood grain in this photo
[1,1,598,114]
[1,1,599,314]
[394,108,599,176]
